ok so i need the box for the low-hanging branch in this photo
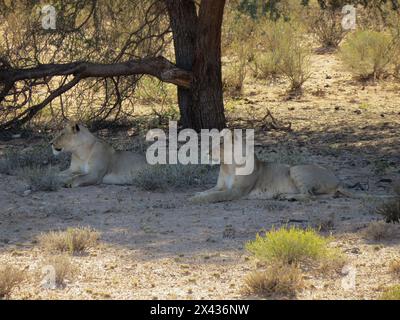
[0,56,192,89]
[0,56,192,130]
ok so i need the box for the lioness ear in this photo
[72,123,80,133]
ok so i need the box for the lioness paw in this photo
[188,195,206,204]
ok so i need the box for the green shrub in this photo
[380,285,400,300]
[246,226,342,265]
[340,30,395,80]
[132,164,217,191]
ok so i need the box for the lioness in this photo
[51,122,146,187]
[189,133,353,203]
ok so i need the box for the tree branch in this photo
[0,76,82,130]
[0,56,192,89]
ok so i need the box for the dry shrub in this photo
[363,221,396,241]
[389,260,400,277]
[0,264,25,299]
[38,227,100,255]
[132,164,217,191]
[253,19,311,94]
[308,9,348,49]
[380,285,400,300]
[0,144,69,176]
[243,263,303,298]
[340,30,396,80]
[41,255,76,288]
[222,12,255,96]
[376,197,400,223]
[18,166,62,191]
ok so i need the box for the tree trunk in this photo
[165,0,198,129]
[166,0,226,131]
[191,0,226,130]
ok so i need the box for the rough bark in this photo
[1,56,191,89]
[165,0,198,129]
[191,0,226,130]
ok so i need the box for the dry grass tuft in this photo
[363,221,396,241]
[389,260,400,277]
[38,227,100,255]
[243,263,304,298]
[0,264,25,299]
[41,255,76,288]
[380,285,400,300]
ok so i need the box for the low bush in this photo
[246,226,342,266]
[38,227,100,255]
[340,30,396,80]
[243,263,303,298]
[0,264,24,299]
[380,285,400,300]
[132,164,217,191]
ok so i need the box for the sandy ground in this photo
[1,52,400,300]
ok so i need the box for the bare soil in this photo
[1,52,400,300]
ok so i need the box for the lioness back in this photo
[103,151,147,185]
[289,164,340,195]
[52,122,147,187]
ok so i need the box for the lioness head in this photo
[51,122,92,155]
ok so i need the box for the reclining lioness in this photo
[51,122,146,187]
[189,133,354,203]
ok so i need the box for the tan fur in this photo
[189,135,350,203]
[51,122,146,187]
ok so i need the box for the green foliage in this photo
[246,226,341,265]
[340,30,396,80]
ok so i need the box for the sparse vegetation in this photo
[132,164,217,191]
[376,198,400,223]
[42,255,76,288]
[253,19,311,93]
[380,285,400,300]
[243,263,304,298]
[0,265,25,299]
[363,221,396,241]
[246,226,342,266]
[222,11,254,96]
[389,260,400,277]
[0,144,68,175]
[340,30,396,80]
[38,227,100,255]
[18,166,61,191]
[309,9,347,49]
